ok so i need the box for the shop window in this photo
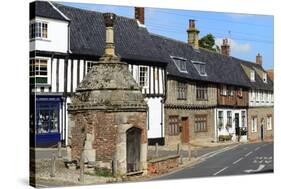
[36,103,59,134]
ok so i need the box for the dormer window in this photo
[263,73,267,83]
[191,60,207,76]
[30,21,48,39]
[171,56,188,73]
[250,70,255,82]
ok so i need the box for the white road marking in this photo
[213,166,228,176]
[245,151,253,157]
[255,147,260,151]
[244,164,265,173]
[205,145,240,159]
[265,160,272,164]
[233,157,243,165]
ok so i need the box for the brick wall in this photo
[147,155,180,175]
[247,106,274,142]
[69,111,147,163]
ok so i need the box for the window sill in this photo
[196,99,208,101]
[30,38,51,42]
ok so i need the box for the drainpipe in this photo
[214,108,218,142]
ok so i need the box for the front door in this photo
[181,117,189,143]
[235,113,240,141]
[261,125,264,141]
[126,127,141,173]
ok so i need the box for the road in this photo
[154,142,273,180]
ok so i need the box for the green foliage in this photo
[95,168,112,177]
[219,135,232,141]
[199,34,220,52]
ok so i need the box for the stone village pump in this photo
[66,13,148,176]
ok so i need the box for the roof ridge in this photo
[52,1,138,22]
[48,1,70,21]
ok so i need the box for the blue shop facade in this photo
[30,93,67,147]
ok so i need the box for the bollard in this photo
[79,150,85,183]
[112,154,117,177]
[194,148,198,158]
[177,143,181,155]
[188,143,192,161]
[50,152,56,177]
[58,141,62,158]
[155,143,159,157]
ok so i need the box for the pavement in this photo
[151,141,273,181]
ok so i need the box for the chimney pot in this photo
[256,53,262,65]
[135,7,144,24]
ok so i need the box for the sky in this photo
[60,1,274,70]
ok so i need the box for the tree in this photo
[199,34,220,52]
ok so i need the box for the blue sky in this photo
[60,1,274,70]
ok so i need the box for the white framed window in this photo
[30,58,48,84]
[251,117,257,133]
[139,66,148,88]
[30,21,48,39]
[250,70,255,82]
[251,90,255,101]
[87,61,95,73]
[177,82,187,100]
[220,85,227,96]
[171,56,188,73]
[191,60,207,76]
[227,111,232,126]
[267,116,272,130]
[237,88,243,97]
[218,111,223,128]
[241,111,246,127]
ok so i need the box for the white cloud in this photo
[215,38,251,54]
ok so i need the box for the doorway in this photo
[126,127,141,173]
[261,125,264,141]
[234,113,240,141]
[181,117,189,143]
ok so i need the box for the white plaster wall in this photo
[216,109,247,137]
[30,17,68,53]
[146,97,163,138]
[249,90,274,107]
[58,59,65,92]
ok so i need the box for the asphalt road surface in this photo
[154,142,273,180]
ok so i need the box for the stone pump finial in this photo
[102,13,118,59]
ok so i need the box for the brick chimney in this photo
[187,19,200,49]
[256,53,262,66]
[135,7,144,24]
[221,38,230,56]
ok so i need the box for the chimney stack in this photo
[187,19,200,49]
[135,7,144,24]
[221,38,230,56]
[102,13,117,58]
[256,53,262,65]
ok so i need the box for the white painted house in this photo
[30,1,167,147]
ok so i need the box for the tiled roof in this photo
[151,34,251,88]
[237,58,273,91]
[52,2,168,65]
[31,1,273,90]
[30,1,68,21]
